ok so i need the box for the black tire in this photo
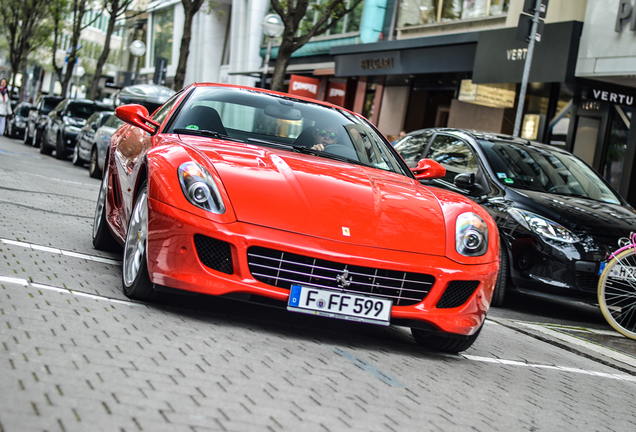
[33,127,43,148]
[23,126,32,145]
[89,147,102,179]
[38,129,52,155]
[72,144,83,166]
[491,243,509,307]
[55,133,67,160]
[122,183,162,302]
[412,323,483,354]
[92,163,119,252]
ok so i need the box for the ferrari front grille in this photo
[436,280,480,309]
[194,234,234,275]
[247,246,435,306]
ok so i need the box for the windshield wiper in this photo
[173,128,240,141]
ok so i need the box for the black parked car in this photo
[23,95,64,147]
[394,128,636,306]
[40,99,112,159]
[7,102,34,139]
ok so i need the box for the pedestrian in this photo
[0,78,12,135]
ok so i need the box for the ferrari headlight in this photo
[178,162,225,214]
[508,208,579,243]
[456,212,488,256]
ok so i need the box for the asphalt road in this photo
[1,135,636,432]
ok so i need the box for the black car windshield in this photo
[166,87,407,175]
[67,103,110,120]
[43,99,62,113]
[480,140,621,205]
[17,106,31,116]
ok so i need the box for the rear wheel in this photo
[92,162,119,251]
[412,324,483,354]
[89,147,102,179]
[122,183,162,302]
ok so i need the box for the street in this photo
[1,135,636,432]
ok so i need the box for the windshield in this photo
[166,87,407,175]
[17,106,31,117]
[480,140,621,205]
[43,98,62,114]
[67,103,110,120]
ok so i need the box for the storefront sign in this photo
[288,75,320,100]
[616,0,636,32]
[326,81,346,106]
[590,88,634,106]
[472,21,582,84]
[458,80,516,108]
[360,58,394,70]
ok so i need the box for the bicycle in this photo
[598,232,636,339]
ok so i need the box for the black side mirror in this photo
[454,172,475,189]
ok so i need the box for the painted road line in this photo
[513,321,636,369]
[1,238,120,265]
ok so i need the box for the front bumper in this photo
[146,198,499,336]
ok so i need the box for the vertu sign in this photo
[590,88,635,106]
[616,0,636,32]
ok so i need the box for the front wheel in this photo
[89,147,102,179]
[38,129,52,155]
[122,183,162,302]
[412,324,483,354]
[598,248,636,339]
[23,126,32,145]
[491,243,509,307]
[55,133,67,160]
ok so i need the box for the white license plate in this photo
[608,265,636,279]
[287,284,392,326]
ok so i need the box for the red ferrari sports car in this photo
[92,83,499,353]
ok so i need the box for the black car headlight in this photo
[456,212,488,256]
[178,162,225,214]
[508,208,579,243]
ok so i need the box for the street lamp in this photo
[260,14,284,89]
[72,65,85,99]
[129,40,147,85]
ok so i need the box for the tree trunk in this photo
[89,0,119,100]
[173,0,203,91]
[270,45,293,92]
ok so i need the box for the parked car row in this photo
[10,84,176,179]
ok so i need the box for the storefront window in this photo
[152,7,174,66]
[398,0,509,27]
[603,106,633,191]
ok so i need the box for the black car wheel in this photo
[38,129,52,155]
[89,147,102,179]
[23,126,32,145]
[491,242,509,307]
[55,133,67,160]
[6,121,12,138]
[412,323,483,353]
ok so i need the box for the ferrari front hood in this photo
[208,145,446,255]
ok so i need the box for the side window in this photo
[426,135,478,184]
[394,131,434,167]
[151,92,182,125]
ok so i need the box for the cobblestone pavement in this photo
[2,137,636,432]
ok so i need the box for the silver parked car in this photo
[73,112,122,178]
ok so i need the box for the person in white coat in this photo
[0,78,12,135]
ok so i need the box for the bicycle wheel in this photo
[598,248,636,339]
